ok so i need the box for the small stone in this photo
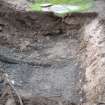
[11,80,15,85]
[5,98,16,105]
[0,26,2,32]
[80,98,83,102]
[0,24,5,32]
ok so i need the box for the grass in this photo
[35,0,92,4]
[29,0,95,16]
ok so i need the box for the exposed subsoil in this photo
[0,0,105,105]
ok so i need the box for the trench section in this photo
[0,1,98,105]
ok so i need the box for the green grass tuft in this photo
[29,0,95,17]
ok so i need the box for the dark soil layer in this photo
[0,1,98,105]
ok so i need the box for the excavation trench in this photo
[0,1,105,105]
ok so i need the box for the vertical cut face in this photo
[0,13,83,105]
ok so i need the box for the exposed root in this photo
[0,71,23,105]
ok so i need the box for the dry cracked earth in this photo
[0,0,105,105]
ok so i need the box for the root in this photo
[0,72,23,105]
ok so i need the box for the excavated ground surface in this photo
[1,0,105,105]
